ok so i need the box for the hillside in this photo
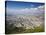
[6,15,44,34]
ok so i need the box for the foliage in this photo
[6,25,44,34]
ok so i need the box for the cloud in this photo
[6,5,45,16]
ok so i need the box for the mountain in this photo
[6,5,44,16]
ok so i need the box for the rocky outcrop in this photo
[6,15,44,29]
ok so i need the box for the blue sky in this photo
[6,1,45,16]
[6,1,44,9]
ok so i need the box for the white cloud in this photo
[6,5,45,15]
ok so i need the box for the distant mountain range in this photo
[6,5,44,16]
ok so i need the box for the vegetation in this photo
[6,25,44,34]
[6,15,44,34]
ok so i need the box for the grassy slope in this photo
[6,25,44,34]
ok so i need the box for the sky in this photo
[6,1,44,9]
[6,1,45,16]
